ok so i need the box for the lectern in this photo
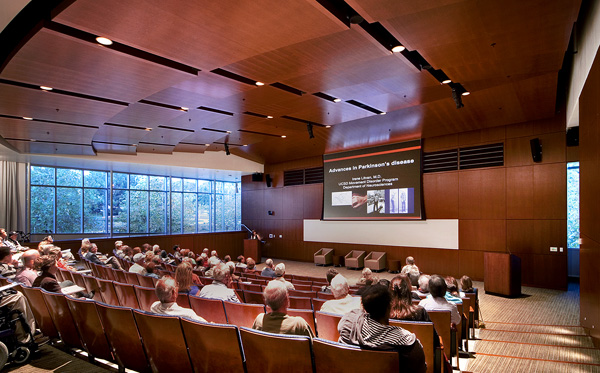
[484,252,521,296]
[244,239,262,264]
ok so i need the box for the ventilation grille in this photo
[283,167,324,186]
[423,142,504,173]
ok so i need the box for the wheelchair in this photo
[0,289,39,370]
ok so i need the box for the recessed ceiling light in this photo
[40,86,53,91]
[131,144,137,147]
[326,125,331,128]
[226,131,232,134]
[442,79,452,84]
[255,81,265,86]
[180,107,189,111]
[391,45,405,53]
[145,127,152,131]
[30,139,36,142]
[205,144,210,146]
[96,36,113,46]
[462,91,470,96]
[379,112,387,115]
[281,135,287,138]
[243,144,248,147]
[22,117,33,120]
[333,98,342,103]
[266,116,273,119]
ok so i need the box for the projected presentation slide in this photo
[322,140,422,220]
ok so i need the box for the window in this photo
[30,165,241,236]
[567,162,579,249]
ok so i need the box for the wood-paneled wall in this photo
[243,117,569,290]
[579,48,600,347]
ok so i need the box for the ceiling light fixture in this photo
[180,107,189,111]
[205,144,210,146]
[442,79,452,84]
[40,86,53,91]
[462,91,471,96]
[255,81,265,86]
[333,98,342,103]
[266,116,273,119]
[145,127,152,131]
[243,144,248,147]
[96,36,113,46]
[379,112,387,115]
[391,45,405,53]
[281,135,287,138]
[326,125,331,128]
[226,131,232,134]
[22,117,33,120]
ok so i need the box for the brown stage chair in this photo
[312,298,328,311]
[95,278,120,306]
[20,286,59,338]
[312,338,399,373]
[113,269,128,284]
[136,273,155,288]
[314,248,334,266]
[287,308,317,336]
[95,302,151,373]
[124,271,140,286]
[189,296,228,324]
[390,320,437,373]
[289,296,312,310]
[180,318,245,372]
[240,327,314,373]
[133,310,193,372]
[224,301,265,328]
[364,251,387,271]
[315,311,342,342]
[113,281,141,309]
[243,290,265,305]
[176,293,191,309]
[134,285,159,312]
[81,274,104,302]
[66,297,113,361]
[41,290,83,349]
[344,250,366,270]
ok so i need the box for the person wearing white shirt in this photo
[419,275,461,326]
[150,277,206,322]
[320,274,361,315]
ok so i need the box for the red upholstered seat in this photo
[242,290,265,305]
[136,273,155,288]
[312,338,399,373]
[113,281,141,309]
[66,297,113,361]
[189,296,228,324]
[289,296,312,310]
[124,271,140,286]
[133,285,158,312]
[113,269,128,284]
[20,286,59,338]
[315,311,342,342]
[41,290,82,348]
[287,308,317,336]
[223,301,265,328]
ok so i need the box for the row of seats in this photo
[314,249,387,271]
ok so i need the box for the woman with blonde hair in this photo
[175,262,200,296]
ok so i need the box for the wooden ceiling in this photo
[0,0,581,165]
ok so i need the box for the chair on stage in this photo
[95,302,150,373]
[240,327,314,373]
[180,318,245,372]
[314,248,334,266]
[189,296,228,324]
[134,285,159,312]
[66,297,113,362]
[315,311,342,342]
[364,251,387,271]
[312,338,399,373]
[344,250,366,270]
[223,301,265,328]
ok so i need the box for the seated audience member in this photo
[114,240,124,258]
[85,242,123,269]
[390,275,431,321]
[129,253,147,275]
[150,277,206,322]
[145,262,160,279]
[236,255,247,269]
[355,267,377,295]
[414,274,431,298]
[0,228,12,248]
[3,230,23,251]
[320,274,361,315]
[321,268,338,294]
[199,263,240,303]
[208,250,221,266]
[172,245,182,259]
[401,256,421,285]
[460,275,475,293]
[271,263,295,290]
[261,258,276,278]
[32,255,93,298]
[15,249,40,286]
[252,280,314,337]
[378,278,391,288]
[445,276,465,299]
[38,236,54,253]
[49,247,76,272]
[419,275,461,326]
[176,262,201,296]
[0,246,18,278]
[244,258,261,274]
[338,284,427,373]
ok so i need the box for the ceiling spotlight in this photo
[442,79,452,84]
[333,98,342,103]
[180,107,189,111]
[379,112,387,115]
[326,125,331,128]
[452,88,464,109]
[391,45,405,53]
[281,135,287,138]
[22,117,33,120]
[224,143,230,155]
[462,91,471,96]
[348,14,364,24]
[145,127,152,131]
[205,143,210,146]
[243,144,248,146]
[30,139,37,142]
[226,130,232,134]
[255,81,265,86]
[267,115,273,119]
[96,36,113,46]
[40,86,53,91]
[307,122,315,139]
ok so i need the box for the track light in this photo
[452,88,464,109]
[307,122,314,139]
[224,143,230,155]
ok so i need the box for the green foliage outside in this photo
[567,162,579,249]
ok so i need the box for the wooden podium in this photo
[484,252,521,297]
[244,239,262,264]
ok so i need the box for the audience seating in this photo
[289,296,312,310]
[289,289,317,299]
[19,286,59,338]
[288,308,317,336]
[124,271,140,286]
[136,273,155,288]
[113,281,141,309]
[223,301,265,328]
[312,338,399,373]
[243,290,265,305]
[314,248,334,266]
[364,251,387,271]
[312,298,327,311]
[176,293,191,309]
[132,310,194,372]
[189,296,228,324]
[41,290,83,349]
[95,278,120,306]
[240,327,314,373]
[66,297,113,361]
[344,250,366,269]
[390,319,437,373]
[315,311,343,342]
[180,318,245,372]
[427,310,454,363]
[134,285,159,312]
[81,274,104,302]
[70,271,88,290]
[293,284,313,291]
[240,282,262,292]
[316,292,335,300]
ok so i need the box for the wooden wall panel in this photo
[303,184,323,219]
[458,126,505,147]
[506,166,534,219]
[242,189,264,220]
[281,187,305,220]
[459,220,506,252]
[506,219,534,252]
[458,250,484,281]
[423,172,459,219]
[422,134,458,152]
[580,236,600,344]
[507,219,566,255]
[532,253,567,290]
[263,187,283,220]
[458,168,506,219]
[533,163,566,219]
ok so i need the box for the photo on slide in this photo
[367,190,385,214]
[389,188,409,213]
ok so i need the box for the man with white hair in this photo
[151,277,206,321]
[208,250,221,266]
[198,262,240,302]
[129,253,147,275]
[414,274,431,298]
[320,274,361,315]
[272,263,295,290]
[252,280,314,337]
[261,258,276,278]
[114,240,125,258]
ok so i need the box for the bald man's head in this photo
[22,249,40,269]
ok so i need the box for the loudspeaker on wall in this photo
[252,173,263,182]
[530,138,542,163]
[265,174,272,187]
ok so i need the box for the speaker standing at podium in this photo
[251,230,262,240]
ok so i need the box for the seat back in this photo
[95,302,150,373]
[20,286,59,338]
[113,281,141,309]
[240,282,262,292]
[133,310,193,372]
[180,318,245,372]
[134,285,159,312]
[176,293,191,309]
[124,271,140,285]
[293,284,313,291]
[312,298,327,311]
[426,310,452,355]
[390,320,436,373]
[315,311,342,342]
[312,338,399,373]
[292,279,312,286]
[81,274,104,302]
[189,296,228,324]
[288,289,317,299]
[243,290,265,304]
[287,309,317,336]
[316,292,335,300]
[96,278,120,306]
[136,273,155,288]
[70,271,87,289]
[289,296,312,310]
[223,301,265,328]
[41,290,82,348]
[240,327,313,373]
[66,297,112,361]
[113,269,128,284]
